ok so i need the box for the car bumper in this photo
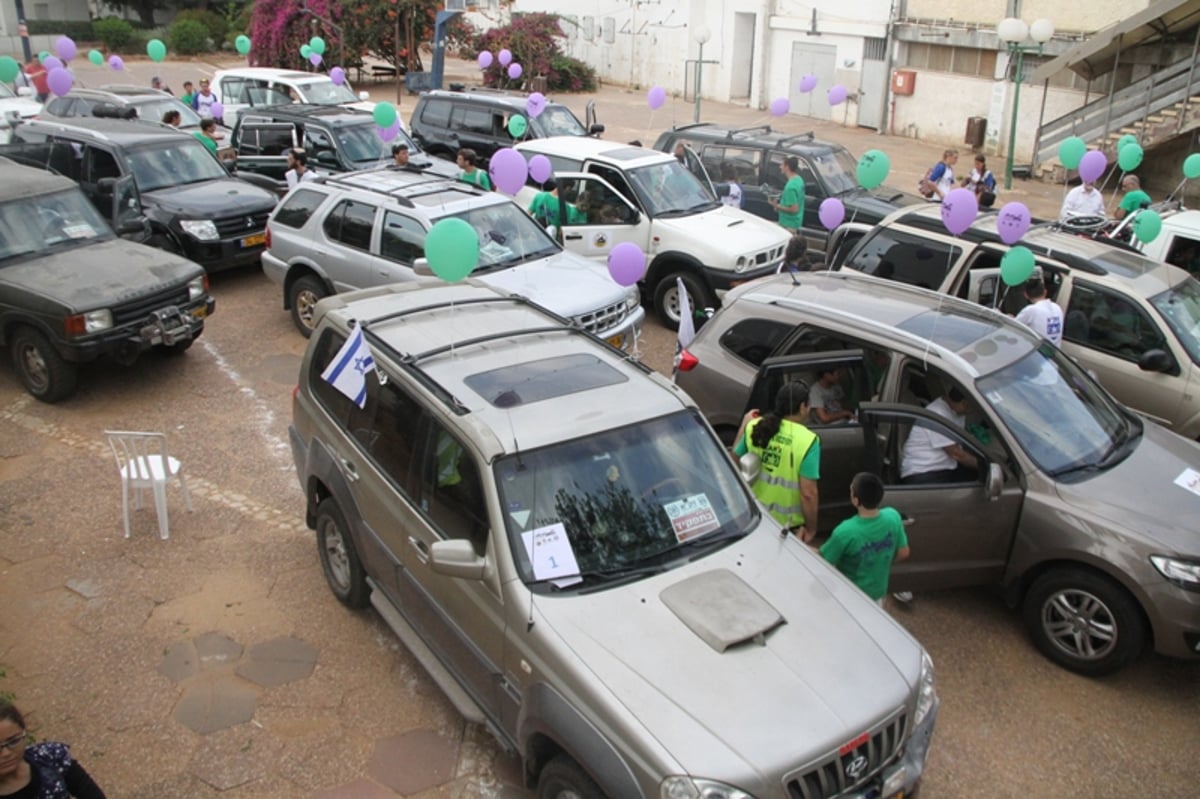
[847,698,939,799]
[288,423,308,494]
[182,234,268,272]
[595,305,646,354]
[1143,580,1200,659]
[61,297,214,364]
[261,249,288,289]
[704,261,783,298]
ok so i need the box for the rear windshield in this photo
[532,105,587,137]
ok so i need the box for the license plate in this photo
[191,306,207,319]
[241,232,266,248]
[606,333,625,349]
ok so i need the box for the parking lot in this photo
[0,54,1197,798]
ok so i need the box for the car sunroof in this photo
[465,354,628,408]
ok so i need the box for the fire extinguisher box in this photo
[892,69,916,96]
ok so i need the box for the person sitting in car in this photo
[900,387,978,484]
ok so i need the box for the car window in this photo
[323,199,375,251]
[700,145,762,185]
[296,80,358,105]
[533,105,587,137]
[135,98,202,127]
[1064,281,1167,361]
[587,164,637,207]
[0,187,111,262]
[344,368,423,497]
[45,97,70,115]
[718,318,792,366]
[1164,235,1200,276]
[810,148,860,195]
[456,106,494,136]
[241,124,294,156]
[434,202,558,268]
[1149,277,1200,365]
[380,210,426,264]
[419,99,452,128]
[557,176,635,225]
[419,421,489,554]
[334,123,399,166]
[309,328,356,422]
[84,147,121,183]
[125,140,228,191]
[765,151,817,194]
[626,160,718,216]
[846,228,960,291]
[274,188,326,228]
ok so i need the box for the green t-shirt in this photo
[180,91,195,107]
[1119,189,1151,214]
[459,169,492,191]
[529,191,561,227]
[193,131,217,155]
[820,508,908,600]
[778,175,806,230]
[734,429,821,480]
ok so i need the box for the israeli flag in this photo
[676,275,695,350]
[321,325,375,408]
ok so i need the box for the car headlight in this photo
[65,309,113,336]
[1150,555,1200,590]
[735,255,749,272]
[180,219,219,241]
[661,776,753,799]
[625,288,640,311]
[188,275,208,302]
[915,651,937,727]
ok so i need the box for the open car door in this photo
[546,171,649,260]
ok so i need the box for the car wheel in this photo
[537,754,605,799]
[10,327,78,403]
[289,275,329,338]
[316,498,370,609]
[147,234,182,255]
[653,270,712,332]
[1022,568,1145,676]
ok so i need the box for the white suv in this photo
[513,138,790,329]
[211,67,374,128]
[262,166,644,351]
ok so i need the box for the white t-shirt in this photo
[808,381,846,424]
[1060,185,1106,219]
[901,396,964,478]
[935,165,955,201]
[194,91,217,117]
[1016,298,1065,346]
[720,182,743,208]
[286,168,319,189]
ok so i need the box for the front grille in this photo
[573,300,629,336]
[214,210,271,239]
[785,712,907,799]
[113,285,192,326]
[754,243,786,266]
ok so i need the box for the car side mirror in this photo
[430,539,486,580]
[986,462,1003,501]
[16,86,34,97]
[96,177,116,196]
[116,217,148,237]
[1137,348,1173,373]
[413,257,434,276]
[358,91,370,101]
[738,452,761,484]
[589,123,605,136]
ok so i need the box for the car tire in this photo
[147,234,182,255]
[653,270,712,332]
[316,498,370,609]
[537,754,605,799]
[10,326,78,403]
[289,275,329,338]
[1022,567,1146,676]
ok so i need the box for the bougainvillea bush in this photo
[250,0,340,70]
[467,13,597,93]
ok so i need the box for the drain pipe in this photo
[756,0,773,112]
[884,0,900,135]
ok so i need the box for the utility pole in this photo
[14,0,32,62]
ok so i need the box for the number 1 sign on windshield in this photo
[522,522,581,584]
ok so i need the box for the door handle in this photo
[339,458,359,482]
[565,233,583,240]
[408,536,430,564]
[901,515,916,527]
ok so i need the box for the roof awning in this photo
[1029,0,1200,83]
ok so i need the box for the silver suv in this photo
[262,166,643,351]
[289,280,938,799]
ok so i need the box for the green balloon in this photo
[1001,246,1036,287]
[300,44,312,59]
[1133,210,1162,244]
[87,49,104,66]
[1117,134,1138,153]
[1058,136,1086,170]
[0,56,19,83]
[38,51,51,64]
[235,35,251,56]
[426,218,479,282]
[1184,153,1200,180]
[1117,143,1144,172]
[147,38,167,63]
[310,36,326,56]
[507,114,528,138]
[856,148,890,190]
[372,101,398,129]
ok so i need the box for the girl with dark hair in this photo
[733,381,822,541]
[0,701,106,798]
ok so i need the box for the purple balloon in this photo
[330,66,346,86]
[47,67,73,98]
[498,49,512,67]
[377,119,401,142]
[647,86,666,110]
[607,242,647,287]
[819,198,846,231]
[507,63,523,80]
[528,154,552,184]
[996,201,1032,245]
[798,73,818,93]
[54,36,77,62]
[43,55,63,72]
[828,85,848,105]
[489,147,528,195]
[477,51,493,69]
[770,97,790,117]
[941,188,979,235]
[210,101,225,119]
[525,91,546,118]
[310,52,323,67]
[109,54,124,71]
[1078,149,1107,184]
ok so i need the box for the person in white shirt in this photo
[285,149,318,189]
[1015,276,1064,346]
[900,387,978,484]
[1060,181,1106,220]
[718,162,743,209]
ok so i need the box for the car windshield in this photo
[532,105,587,136]
[337,123,416,165]
[297,81,359,105]
[976,345,1133,476]
[133,98,202,128]
[495,410,756,591]
[434,202,559,269]
[627,160,718,217]
[817,147,862,195]
[126,140,228,191]
[1149,276,1200,366]
[0,188,111,262]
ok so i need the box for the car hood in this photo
[142,179,276,216]
[839,185,926,219]
[479,251,630,318]
[1055,420,1200,552]
[0,98,42,124]
[657,205,790,251]
[530,529,920,779]
[1,238,201,310]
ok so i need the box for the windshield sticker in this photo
[986,390,1004,404]
[509,508,531,529]
[664,493,720,542]
[63,224,96,239]
[1173,468,1200,498]
[522,522,582,583]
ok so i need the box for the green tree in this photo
[99,0,166,28]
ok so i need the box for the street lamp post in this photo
[997,17,1055,190]
[693,26,711,123]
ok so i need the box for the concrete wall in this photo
[905,0,1148,34]
[0,0,90,38]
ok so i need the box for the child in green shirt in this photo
[818,472,909,603]
[456,148,493,190]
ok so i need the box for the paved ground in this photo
[0,52,1197,799]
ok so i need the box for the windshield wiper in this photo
[527,562,669,592]
[653,208,696,219]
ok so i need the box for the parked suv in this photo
[262,167,643,349]
[654,123,923,253]
[675,269,1200,674]
[513,137,790,328]
[1,117,278,272]
[211,67,374,128]
[828,204,1200,438]
[410,88,603,166]
[0,158,213,402]
[290,279,938,798]
[41,87,232,138]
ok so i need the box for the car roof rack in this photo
[778,131,816,147]
[729,124,773,139]
[321,167,485,206]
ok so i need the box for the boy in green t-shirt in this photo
[770,155,806,232]
[818,472,909,603]
[456,148,493,190]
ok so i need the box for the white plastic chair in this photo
[105,430,193,540]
